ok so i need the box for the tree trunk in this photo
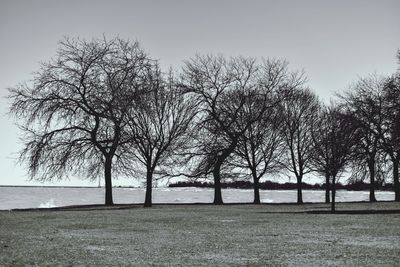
[368,160,377,202]
[253,171,260,204]
[212,141,238,205]
[104,156,114,206]
[393,159,400,202]
[144,169,153,208]
[296,176,303,204]
[331,175,336,212]
[213,163,223,205]
[325,173,330,204]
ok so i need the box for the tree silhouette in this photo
[310,104,333,203]
[229,93,285,204]
[310,105,358,211]
[381,73,400,201]
[182,56,298,204]
[8,37,152,205]
[280,87,319,204]
[127,69,199,207]
[341,75,386,202]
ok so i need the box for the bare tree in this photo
[229,93,285,204]
[8,37,151,205]
[341,75,386,202]
[381,72,400,201]
[181,55,297,204]
[310,104,332,203]
[310,105,358,211]
[127,68,199,207]
[280,87,319,204]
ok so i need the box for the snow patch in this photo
[38,199,57,208]
[262,198,274,203]
[220,219,236,223]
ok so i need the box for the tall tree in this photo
[342,75,385,202]
[229,93,285,204]
[310,105,358,211]
[280,87,319,204]
[8,37,151,205]
[127,69,199,207]
[310,104,332,204]
[182,55,297,204]
[381,72,400,201]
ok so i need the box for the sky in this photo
[0,0,399,186]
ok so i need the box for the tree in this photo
[381,72,400,201]
[310,105,358,211]
[127,69,199,207]
[229,93,285,204]
[8,37,152,205]
[182,55,298,204]
[280,87,319,204]
[342,75,385,202]
[310,104,332,203]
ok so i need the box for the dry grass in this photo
[1,202,399,266]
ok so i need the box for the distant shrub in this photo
[169,180,394,190]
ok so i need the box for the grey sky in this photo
[0,0,399,186]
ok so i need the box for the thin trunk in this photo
[331,175,336,212]
[144,168,153,207]
[368,160,377,202]
[104,156,113,206]
[325,173,330,204]
[393,159,400,202]
[253,171,260,204]
[213,163,223,205]
[296,176,303,204]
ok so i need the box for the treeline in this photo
[8,36,400,211]
[169,181,395,191]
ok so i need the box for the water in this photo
[0,186,395,210]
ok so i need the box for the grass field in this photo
[1,202,400,266]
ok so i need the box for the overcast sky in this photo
[0,0,399,186]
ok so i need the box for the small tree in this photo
[8,37,151,205]
[127,69,199,207]
[280,87,319,204]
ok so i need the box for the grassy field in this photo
[1,202,399,266]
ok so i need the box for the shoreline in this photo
[0,185,395,191]
[4,200,399,212]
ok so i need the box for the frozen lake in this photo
[0,186,395,210]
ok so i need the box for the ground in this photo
[0,202,399,266]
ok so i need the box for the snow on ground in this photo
[1,203,400,266]
[0,186,395,210]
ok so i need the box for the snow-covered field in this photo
[0,186,395,210]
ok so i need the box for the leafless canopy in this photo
[181,54,305,203]
[279,87,319,203]
[381,70,400,201]
[8,37,154,204]
[182,56,299,175]
[311,105,358,180]
[340,75,387,202]
[126,68,200,206]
